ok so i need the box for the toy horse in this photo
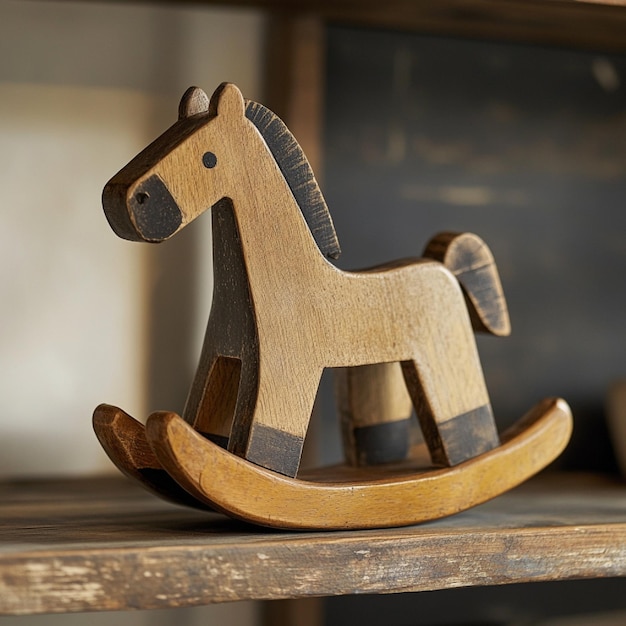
[94,83,572,529]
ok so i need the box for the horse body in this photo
[230,178,493,472]
[103,83,498,478]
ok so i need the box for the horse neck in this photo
[227,145,332,290]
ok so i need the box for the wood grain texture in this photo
[4,469,626,616]
[145,397,572,529]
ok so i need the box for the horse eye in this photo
[202,151,217,169]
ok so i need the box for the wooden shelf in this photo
[2,472,626,615]
[170,0,626,53]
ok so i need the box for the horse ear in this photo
[178,87,210,120]
[209,83,245,119]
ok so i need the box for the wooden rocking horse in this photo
[93,83,572,529]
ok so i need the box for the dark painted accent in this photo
[202,151,217,169]
[245,101,341,260]
[102,182,142,242]
[129,174,182,242]
[246,423,304,478]
[457,265,503,329]
[353,418,411,465]
[438,404,500,466]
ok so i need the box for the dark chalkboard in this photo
[321,27,626,472]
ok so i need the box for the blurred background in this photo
[0,0,265,480]
[319,26,626,472]
[1,1,264,624]
[322,22,626,626]
[3,0,626,625]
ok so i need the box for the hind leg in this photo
[401,268,500,466]
[336,362,414,466]
[402,356,499,466]
[341,233,508,467]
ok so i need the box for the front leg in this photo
[229,361,323,477]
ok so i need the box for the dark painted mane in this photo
[244,101,341,260]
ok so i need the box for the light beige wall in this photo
[0,0,265,478]
[0,2,265,623]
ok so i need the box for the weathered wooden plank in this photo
[2,473,626,615]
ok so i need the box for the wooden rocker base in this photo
[92,404,212,510]
[144,397,573,530]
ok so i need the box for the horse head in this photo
[102,83,341,259]
[102,83,250,243]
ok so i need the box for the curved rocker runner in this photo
[93,83,572,528]
[145,398,571,530]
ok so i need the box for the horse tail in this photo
[423,232,511,337]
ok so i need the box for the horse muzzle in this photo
[103,174,183,243]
